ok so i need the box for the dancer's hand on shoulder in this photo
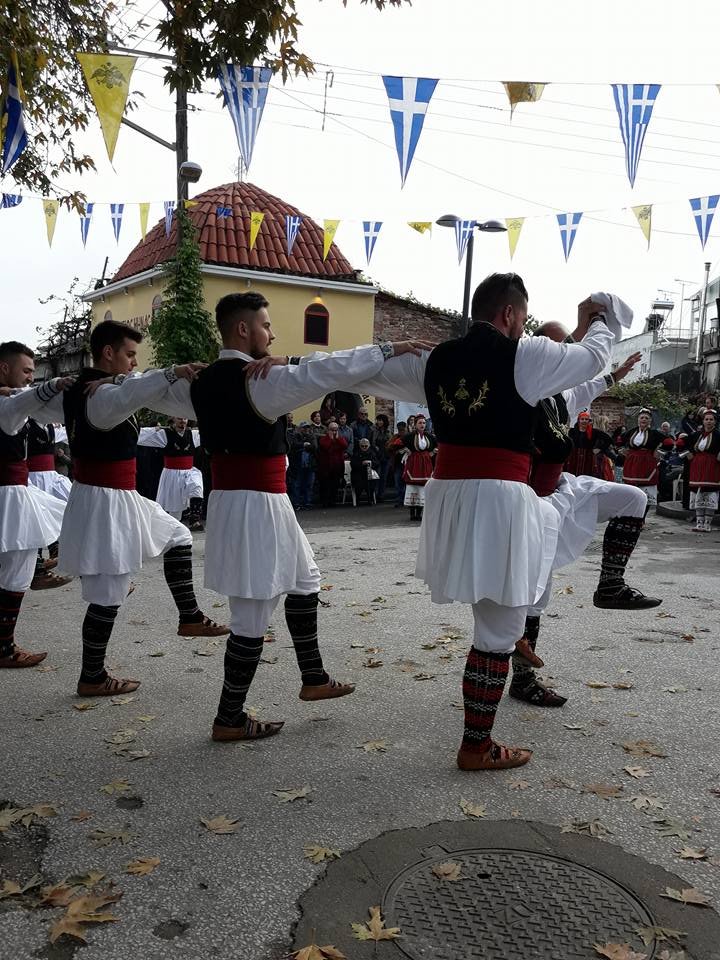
[174,362,207,381]
[55,376,76,392]
[246,356,288,380]
[84,377,113,397]
[391,340,436,357]
[0,386,11,397]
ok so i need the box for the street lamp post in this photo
[436,215,507,336]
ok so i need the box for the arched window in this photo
[103,309,113,322]
[151,294,163,315]
[304,300,329,346]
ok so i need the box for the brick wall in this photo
[589,393,625,431]
[372,292,461,425]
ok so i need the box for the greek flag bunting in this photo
[454,219,475,264]
[1,54,28,175]
[285,215,302,255]
[0,193,22,208]
[362,221,383,265]
[611,84,661,188]
[557,212,583,261]
[216,205,232,219]
[110,203,124,243]
[164,200,175,237]
[382,76,438,186]
[217,65,272,171]
[80,203,94,248]
[689,195,720,249]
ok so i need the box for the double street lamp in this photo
[436,215,507,335]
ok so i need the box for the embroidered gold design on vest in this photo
[454,378,470,400]
[468,381,490,414]
[437,385,456,417]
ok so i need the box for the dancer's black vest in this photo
[533,394,573,464]
[0,424,27,462]
[424,323,537,451]
[27,419,56,457]
[164,427,195,455]
[63,368,138,460]
[190,358,287,455]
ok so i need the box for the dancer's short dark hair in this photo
[471,273,529,325]
[90,320,142,362]
[0,341,34,362]
[215,292,269,338]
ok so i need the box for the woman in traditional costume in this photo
[402,414,436,520]
[620,409,664,505]
[682,409,720,531]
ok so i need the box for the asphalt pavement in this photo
[2,503,719,958]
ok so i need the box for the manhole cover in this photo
[383,848,657,960]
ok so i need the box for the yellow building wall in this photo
[90,271,376,423]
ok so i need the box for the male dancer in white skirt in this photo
[314,274,624,771]
[35,320,228,697]
[0,342,74,668]
[509,321,660,708]
[137,418,204,522]
[26,418,74,589]
[169,291,431,742]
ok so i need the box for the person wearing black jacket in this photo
[350,437,379,505]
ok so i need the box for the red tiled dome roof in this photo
[112,181,358,283]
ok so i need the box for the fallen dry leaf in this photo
[49,890,122,944]
[585,681,612,689]
[100,779,131,796]
[351,905,401,942]
[583,783,623,800]
[653,818,692,840]
[303,844,341,864]
[621,740,667,758]
[73,701,97,712]
[358,740,387,753]
[676,846,707,860]
[0,875,43,900]
[110,695,134,705]
[273,787,311,803]
[594,944,647,960]
[563,723,586,731]
[561,819,611,838]
[661,886,710,907]
[431,861,462,881]
[622,793,664,812]
[413,672,436,681]
[291,943,346,960]
[624,765,651,779]
[0,803,58,832]
[612,681,635,690]
[65,870,105,889]
[459,798,486,818]
[124,857,160,876]
[656,612,676,619]
[510,779,530,791]
[70,811,93,823]
[421,642,437,650]
[635,924,686,947]
[41,883,81,908]
[556,585,574,595]
[89,828,135,847]
[104,729,136,746]
[200,815,239,835]
[362,658,383,669]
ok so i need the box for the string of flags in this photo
[6,190,720,265]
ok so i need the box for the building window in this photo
[304,301,329,346]
[103,310,113,322]
[151,294,163,315]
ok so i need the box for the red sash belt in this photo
[73,458,137,490]
[531,461,564,497]
[0,460,29,486]
[433,444,531,483]
[211,453,287,493]
[27,454,55,472]
[164,455,194,470]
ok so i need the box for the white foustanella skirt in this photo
[28,469,72,503]
[0,484,65,552]
[58,483,191,576]
[416,477,560,607]
[204,489,320,599]
[156,466,204,514]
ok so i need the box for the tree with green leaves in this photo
[2,0,407,207]
[35,277,92,374]
[608,378,686,418]
[148,206,218,366]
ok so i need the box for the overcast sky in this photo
[4,0,720,350]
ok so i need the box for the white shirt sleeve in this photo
[86,368,183,430]
[515,320,614,407]
[247,345,385,421]
[137,427,168,448]
[346,351,429,404]
[53,424,68,443]
[0,381,65,435]
[144,378,196,419]
[563,375,610,424]
[192,428,200,446]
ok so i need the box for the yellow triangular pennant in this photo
[249,211,265,251]
[408,221,432,234]
[505,217,524,259]
[42,199,59,248]
[631,204,652,249]
[503,82,545,117]
[77,53,136,162]
[184,199,199,209]
[323,219,340,261]
[138,202,150,241]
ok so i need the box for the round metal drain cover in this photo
[383,848,657,960]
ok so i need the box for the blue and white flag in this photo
[611,83,661,188]
[217,65,272,172]
[454,219,476,264]
[690,195,720,249]
[0,193,22,208]
[216,205,232,219]
[382,76,438,187]
[362,221,382,265]
[110,203,124,243]
[80,203,94,248]
[1,55,28,175]
[557,212,583,261]
[164,200,175,237]
[285,215,302,255]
